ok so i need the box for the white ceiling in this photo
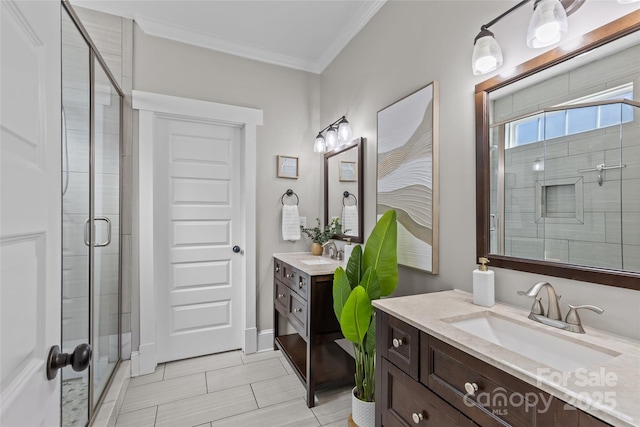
[71,0,387,73]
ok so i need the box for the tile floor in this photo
[115,350,353,427]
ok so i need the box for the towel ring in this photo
[343,191,357,206]
[281,189,299,206]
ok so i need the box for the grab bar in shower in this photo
[84,217,112,247]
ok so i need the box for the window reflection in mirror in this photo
[324,138,364,243]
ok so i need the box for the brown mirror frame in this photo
[324,137,365,243]
[475,11,640,290]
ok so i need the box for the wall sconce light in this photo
[313,116,352,153]
[472,0,588,75]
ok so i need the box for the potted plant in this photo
[301,218,344,255]
[332,210,398,427]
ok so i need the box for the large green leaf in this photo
[332,267,351,321]
[363,210,398,297]
[364,312,376,354]
[345,245,363,290]
[359,267,380,302]
[340,286,372,345]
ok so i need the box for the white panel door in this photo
[154,116,243,362]
[0,1,62,425]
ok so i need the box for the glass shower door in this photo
[61,10,91,426]
[92,57,121,403]
[61,6,122,424]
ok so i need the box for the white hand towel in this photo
[282,204,301,241]
[342,205,359,236]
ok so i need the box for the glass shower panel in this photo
[621,102,639,273]
[61,10,90,427]
[92,59,121,401]
[503,118,545,260]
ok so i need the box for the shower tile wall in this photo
[75,6,134,359]
[493,45,640,272]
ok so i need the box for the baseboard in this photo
[130,343,157,377]
[244,327,258,354]
[257,329,274,352]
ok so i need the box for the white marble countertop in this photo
[273,252,344,276]
[373,290,640,427]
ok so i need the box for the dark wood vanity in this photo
[273,254,354,407]
[376,310,612,427]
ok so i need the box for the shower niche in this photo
[61,6,123,425]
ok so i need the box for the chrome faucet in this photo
[518,281,604,333]
[322,241,338,259]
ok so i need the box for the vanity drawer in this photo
[422,334,556,427]
[274,280,289,315]
[381,358,477,427]
[281,263,298,288]
[380,311,419,380]
[288,291,307,337]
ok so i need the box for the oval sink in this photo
[447,312,619,372]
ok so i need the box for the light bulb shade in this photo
[313,133,326,153]
[472,29,503,75]
[527,0,568,48]
[325,126,338,149]
[337,118,352,142]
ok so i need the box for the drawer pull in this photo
[285,273,294,278]
[299,281,304,288]
[411,412,424,424]
[277,293,285,298]
[293,308,302,313]
[392,338,404,348]
[275,265,280,272]
[464,382,479,395]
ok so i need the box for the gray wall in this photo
[132,27,322,340]
[319,1,640,340]
[128,1,640,344]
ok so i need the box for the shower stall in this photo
[61,3,123,425]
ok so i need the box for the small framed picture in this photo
[339,161,357,182]
[277,155,299,179]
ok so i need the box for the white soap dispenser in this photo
[473,257,495,307]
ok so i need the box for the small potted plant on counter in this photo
[301,218,344,255]
[332,210,398,427]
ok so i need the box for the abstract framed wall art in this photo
[377,82,439,273]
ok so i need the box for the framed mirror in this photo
[324,137,364,243]
[476,11,640,290]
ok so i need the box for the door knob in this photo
[232,245,242,254]
[46,343,92,380]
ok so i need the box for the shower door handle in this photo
[94,217,112,247]
[46,343,92,380]
[84,217,112,247]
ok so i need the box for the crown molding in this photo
[316,0,387,73]
[134,0,387,75]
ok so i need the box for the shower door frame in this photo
[61,1,125,423]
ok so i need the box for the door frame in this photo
[132,90,262,375]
